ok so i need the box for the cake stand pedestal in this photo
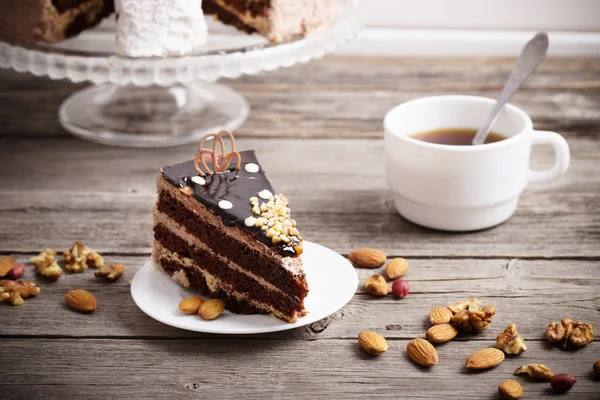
[59,82,248,147]
[0,0,360,147]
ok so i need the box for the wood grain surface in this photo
[1,57,599,400]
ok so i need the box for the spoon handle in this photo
[472,33,549,145]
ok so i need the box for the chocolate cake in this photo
[203,0,339,42]
[0,0,114,44]
[0,0,338,54]
[153,131,308,322]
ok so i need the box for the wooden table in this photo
[1,57,599,399]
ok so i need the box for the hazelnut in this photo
[550,374,576,393]
[7,264,25,280]
[391,279,409,299]
[593,360,600,377]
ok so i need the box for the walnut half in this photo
[63,241,104,273]
[515,363,554,381]
[545,319,595,349]
[450,303,496,332]
[0,280,41,306]
[31,249,63,280]
[94,264,124,282]
[496,323,527,354]
[448,298,482,314]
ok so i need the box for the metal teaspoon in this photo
[472,32,549,145]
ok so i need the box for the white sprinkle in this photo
[258,189,273,200]
[191,176,205,185]
[218,200,233,210]
[244,163,260,173]
[244,216,257,227]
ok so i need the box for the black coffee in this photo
[410,128,507,146]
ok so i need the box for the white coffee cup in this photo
[384,95,570,231]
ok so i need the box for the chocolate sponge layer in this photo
[154,223,304,318]
[155,186,308,301]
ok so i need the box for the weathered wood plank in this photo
[1,257,598,340]
[1,338,598,399]
[1,137,598,257]
[1,57,599,138]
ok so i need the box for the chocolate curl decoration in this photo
[194,130,241,176]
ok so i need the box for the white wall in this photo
[361,0,600,31]
[340,0,600,56]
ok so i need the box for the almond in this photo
[178,296,205,315]
[426,323,459,343]
[358,331,388,355]
[365,274,388,296]
[0,257,18,277]
[64,289,97,313]
[406,338,439,367]
[385,258,408,279]
[465,348,505,369]
[429,306,453,325]
[498,380,523,400]
[348,248,386,269]
[198,299,225,320]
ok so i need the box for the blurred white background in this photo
[341,0,600,56]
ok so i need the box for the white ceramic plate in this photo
[130,240,358,334]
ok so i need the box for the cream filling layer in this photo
[155,244,299,323]
[154,209,296,301]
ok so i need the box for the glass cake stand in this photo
[0,1,360,147]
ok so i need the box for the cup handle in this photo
[528,130,570,184]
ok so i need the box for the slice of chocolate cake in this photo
[0,0,114,44]
[203,0,339,43]
[153,131,307,323]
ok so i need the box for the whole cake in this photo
[0,0,339,56]
[153,131,308,322]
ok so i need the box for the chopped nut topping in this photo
[63,241,104,273]
[496,323,527,354]
[0,280,40,306]
[245,193,303,255]
[180,186,194,196]
[545,319,595,348]
[94,264,125,282]
[31,249,63,280]
[515,363,554,380]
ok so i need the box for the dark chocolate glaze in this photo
[161,150,301,257]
